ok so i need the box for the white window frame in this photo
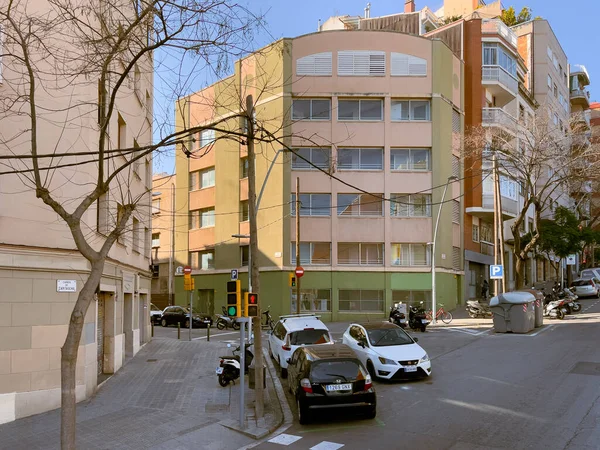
[391,100,431,121]
[291,148,330,170]
[337,193,384,216]
[200,208,215,228]
[199,129,215,148]
[390,193,432,217]
[390,148,431,171]
[296,52,332,76]
[337,243,384,266]
[290,242,332,265]
[472,224,480,243]
[200,167,215,189]
[337,99,383,121]
[291,193,331,217]
[337,148,383,170]
[337,51,386,76]
[391,243,431,266]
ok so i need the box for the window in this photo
[133,65,141,102]
[291,194,331,216]
[553,83,558,98]
[198,129,215,148]
[390,148,431,171]
[452,200,460,224]
[452,155,460,179]
[338,99,383,121]
[553,112,559,126]
[144,227,150,256]
[480,223,492,242]
[390,52,427,76]
[339,290,384,312]
[452,246,461,271]
[390,194,431,217]
[190,250,215,270]
[472,224,480,242]
[391,100,430,121]
[337,193,384,216]
[152,198,160,215]
[338,148,383,170]
[292,99,331,120]
[189,167,215,191]
[547,46,553,60]
[200,208,215,228]
[132,218,141,253]
[240,157,248,179]
[337,51,385,76]
[152,232,160,248]
[293,289,331,312]
[499,176,518,200]
[338,243,384,266]
[291,148,330,170]
[553,55,558,70]
[547,75,552,89]
[133,140,141,177]
[296,52,332,76]
[240,201,249,222]
[391,243,431,266]
[291,242,331,265]
[482,43,516,77]
[559,64,563,77]
[392,290,431,309]
[240,245,249,267]
[116,203,126,244]
[117,114,127,150]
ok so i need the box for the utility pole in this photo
[296,177,301,315]
[492,152,499,296]
[245,95,264,418]
[495,156,506,293]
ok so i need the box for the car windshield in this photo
[310,360,362,383]
[289,329,331,345]
[367,328,413,347]
[581,271,595,279]
[150,304,160,311]
[572,280,591,287]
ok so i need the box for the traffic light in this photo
[289,273,296,287]
[244,292,259,317]
[226,280,241,318]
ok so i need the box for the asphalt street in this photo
[250,298,600,450]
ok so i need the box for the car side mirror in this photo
[286,358,291,364]
[358,339,368,348]
[413,337,419,343]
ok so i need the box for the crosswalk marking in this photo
[268,434,303,445]
[309,442,344,450]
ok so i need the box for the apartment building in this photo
[0,3,153,423]
[174,27,464,321]
[151,174,176,309]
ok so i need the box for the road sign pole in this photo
[189,290,192,341]
[237,316,248,429]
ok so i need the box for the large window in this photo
[338,148,383,170]
[338,243,384,265]
[151,233,160,248]
[292,99,331,120]
[189,167,215,191]
[339,290,384,312]
[390,148,431,171]
[291,148,330,170]
[337,51,386,76]
[292,289,331,313]
[482,43,516,77]
[240,157,248,179]
[189,208,215,229]
[291,242,331,265]
[391,100,431,121]
[240,245,249,267]
[391,243,431,266]
[240,201,249,222]
[291,194,331,216]
[338,99,383,121]
[190,250,214,270]
[392,290,431,310]
[337,193,383,216]
[390,194,431,217]
[198,129,215,148]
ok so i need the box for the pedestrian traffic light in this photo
[226,280,241,318]
[244,292,259,317]
[289,273,296,287]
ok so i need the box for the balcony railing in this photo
[480,241,494,256]
[482,65,518,95]
[571,88,590,101]
[482,19,518,47]
[482,108,517,130]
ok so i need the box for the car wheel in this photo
[297,397,309,425]
[365,406,377,420]
[161,319,167,327]
[366,361,376,380]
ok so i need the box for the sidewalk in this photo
[0,338,285,450]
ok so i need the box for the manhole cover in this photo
[570,362,600,376]
[147,359,158,362]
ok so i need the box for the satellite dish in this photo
[175,266,184,275]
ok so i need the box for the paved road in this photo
[253,298,600,450]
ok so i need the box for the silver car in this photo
[570,278,600,298]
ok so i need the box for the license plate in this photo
[326,383,352,391]
[421,319,430,324]
[404,366,418,372]
[216,367,223,374]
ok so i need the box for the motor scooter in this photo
[465,300,492,318]
[389,304,407,328]
[409,302,429,332]
[216,342,254,387]
[215,306,240,330]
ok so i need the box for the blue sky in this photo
[153,0,598,173]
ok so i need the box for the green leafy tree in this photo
[500,6,532,26]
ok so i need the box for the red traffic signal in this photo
[244,292,259,317]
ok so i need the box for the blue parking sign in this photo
[230,269,238,281]
[490,265,503,279]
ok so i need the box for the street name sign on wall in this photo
[57,280,77,292]
[490,265,504,280]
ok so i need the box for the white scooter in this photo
[544,298,568,320]
[216,343,253,387]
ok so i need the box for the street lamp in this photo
[431,175,458,325]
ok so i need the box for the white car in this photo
[268,314,333,378]
[342,322,431,380]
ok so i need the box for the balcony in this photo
[482,108,517,134]
[482,65,518,105]
[570,88,590,109]
[480,241,494,257]
[571,64,590,86]
[466,192,519,222]
[481,19,518,48]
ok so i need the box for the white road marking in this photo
[310,442,345,450]
[268,434,303,446]
[191,331,239,341]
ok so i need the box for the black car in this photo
[160,306,213,328]
[286,344,376,424]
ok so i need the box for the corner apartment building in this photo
[0,2,153,423]
[174,27,464,321]
[151,174,176,309]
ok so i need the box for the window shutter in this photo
[338,51,386,76]
[452,247,461,271]
[452,200,460,224]
[296,52,332,76]
[391,53,427,76]
[452,155,460,179]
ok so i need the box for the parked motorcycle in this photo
[466,300,492,318]
[409,302,430,332]
[544,298,568,320]
[389,304,407,328]
[216,342,254,387]
[215,306,241,330]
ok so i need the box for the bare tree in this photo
[464,106,598,289]
[0,0,263,447]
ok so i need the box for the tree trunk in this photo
[514,257,525,290]
[61,261,104,449]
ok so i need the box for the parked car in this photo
[286,344,376,424]
[160,306,213,328]
[150,303,163,325]
[268,314,333,378]
[579,268,600,281]
[570,278,600,298]
[342,322,431,380]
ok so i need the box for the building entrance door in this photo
[97,295,105,375]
